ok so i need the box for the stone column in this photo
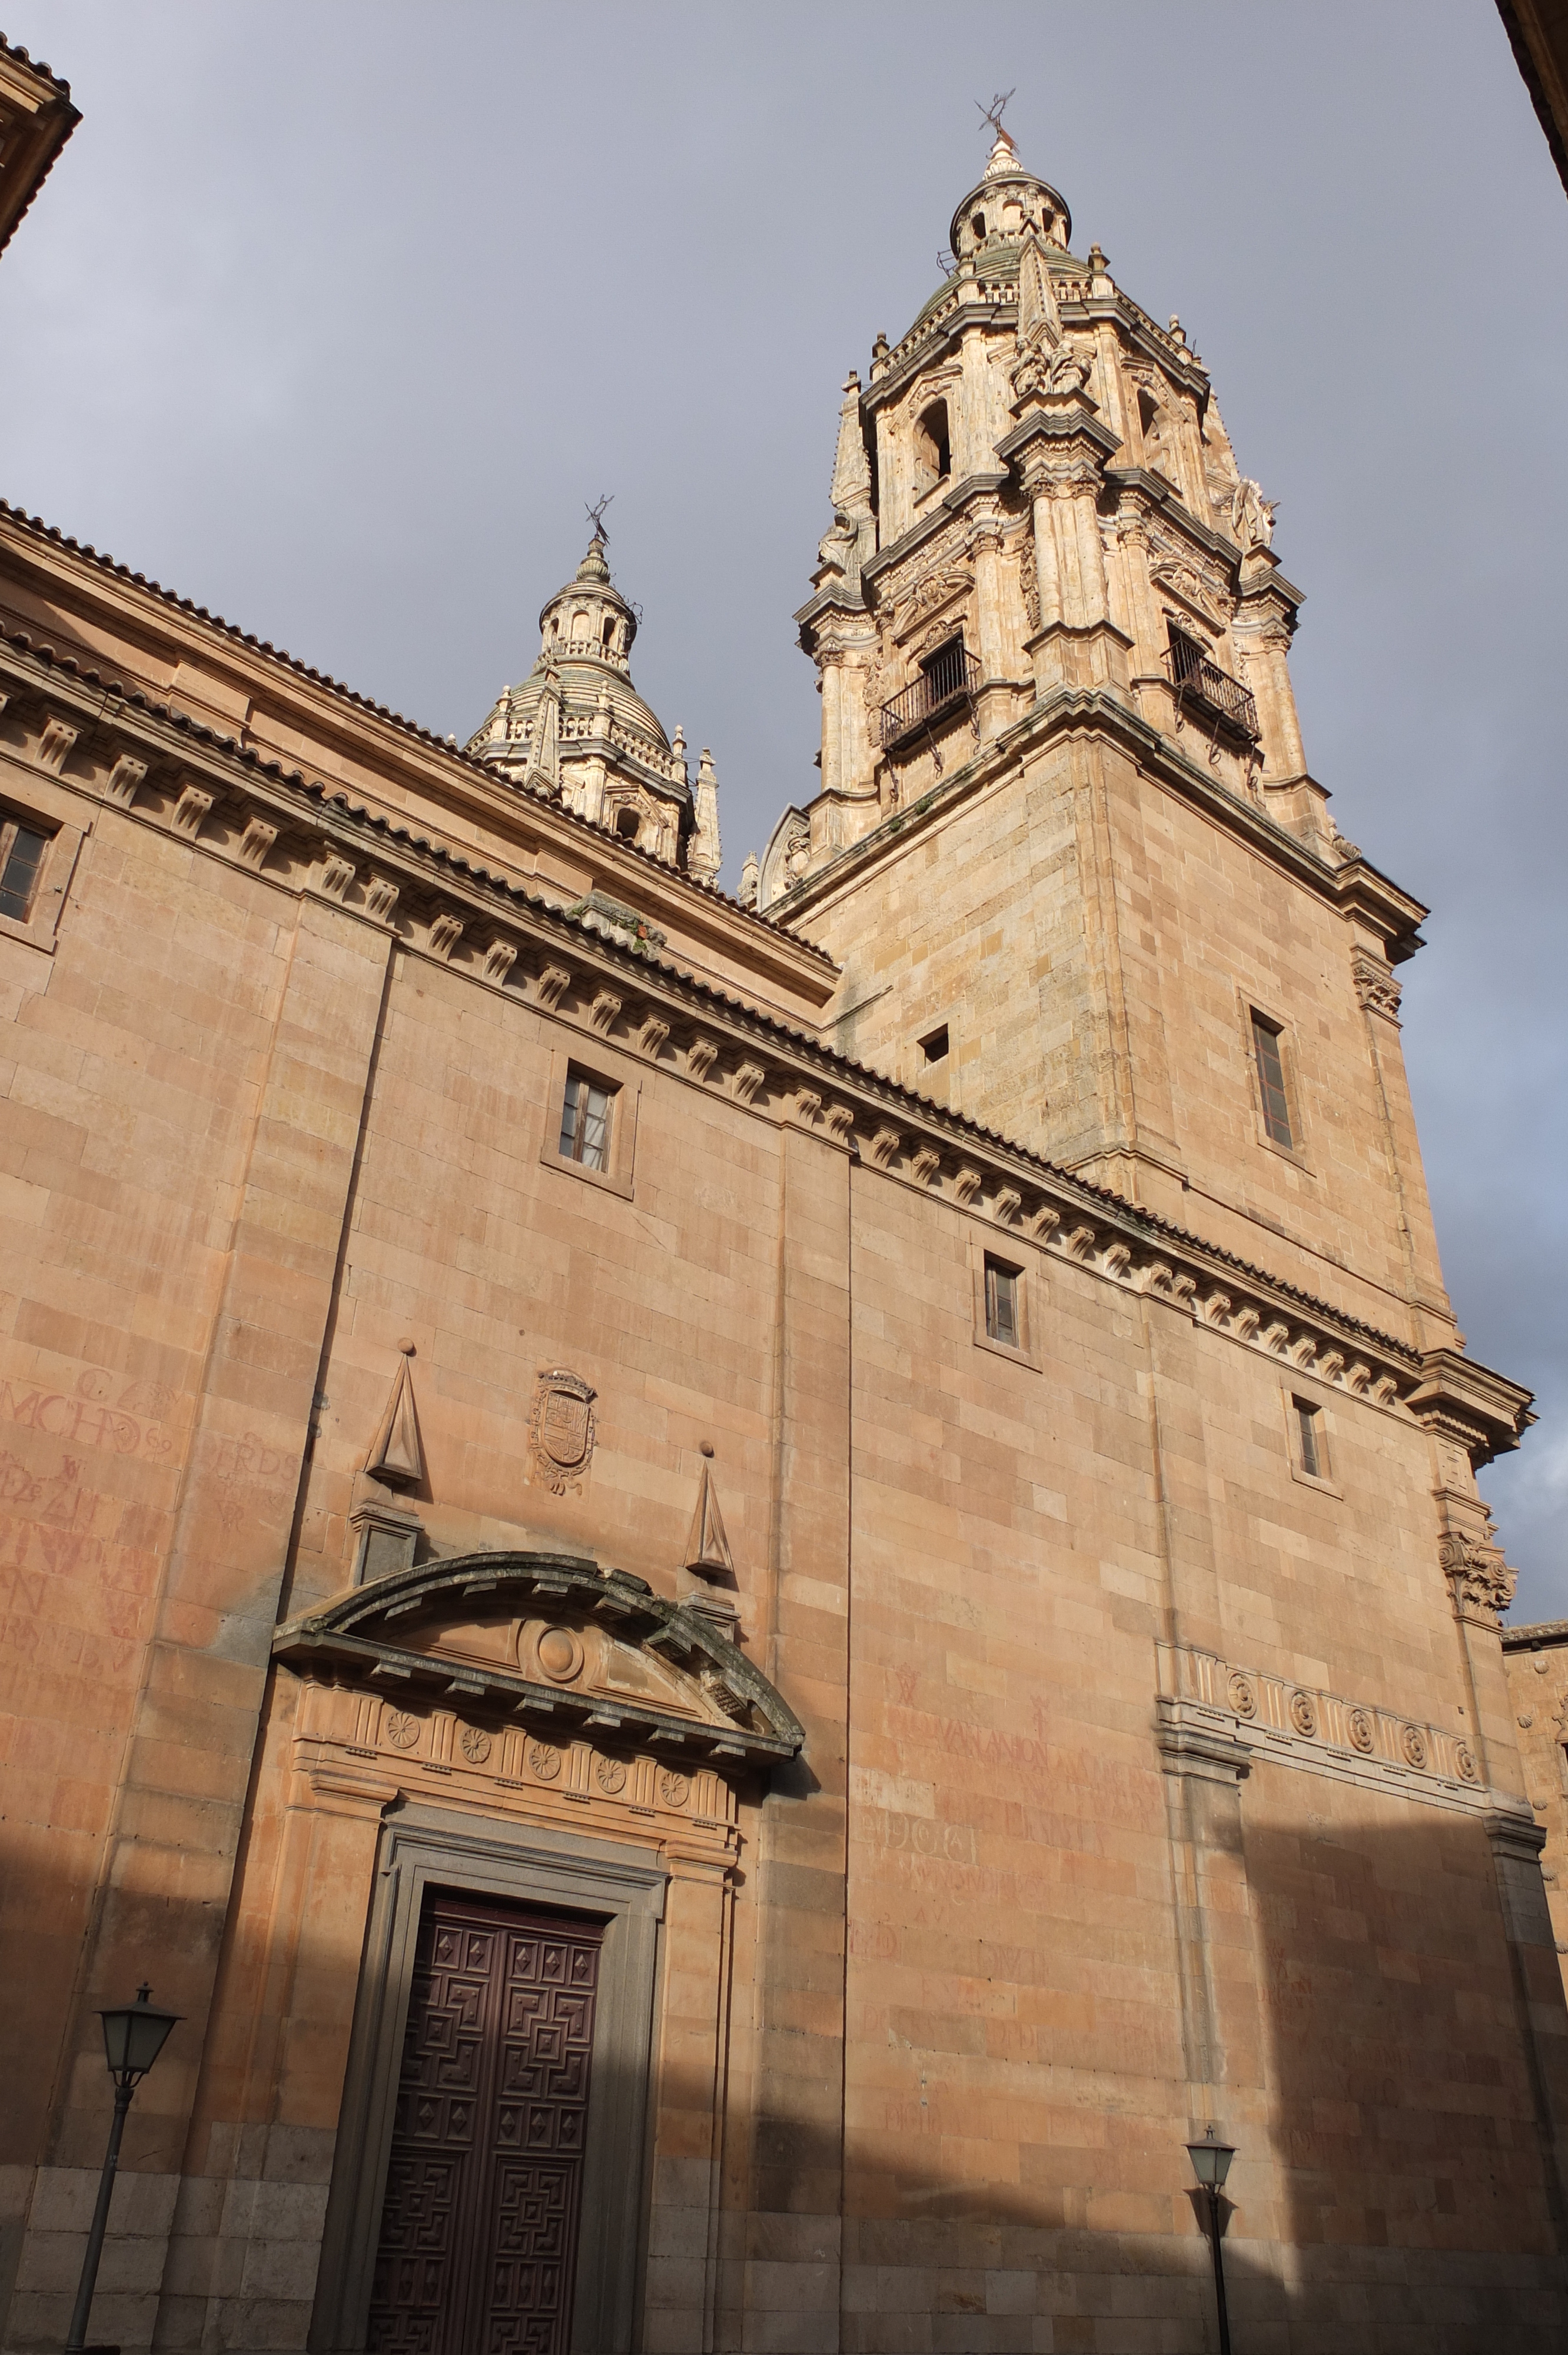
[720,1108,852,2354]
[971,505,1015,740]
[807,608,879,849]
[1233,569,1305,784]
[999,402,1129,701]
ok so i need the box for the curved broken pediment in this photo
[273,1549,804,1772]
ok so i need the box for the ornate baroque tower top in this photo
[761,124,1320,908]
[468,528,722,881]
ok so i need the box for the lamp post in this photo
[1185,2123,1235,2355]
[64,1985,181,2354]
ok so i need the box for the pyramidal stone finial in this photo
[364,1342,424,1489]
[684,1457,735,1582]
[690,748,722,883]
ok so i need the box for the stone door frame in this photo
[310,1803,667,2355]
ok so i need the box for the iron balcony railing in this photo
[1167,631,1259,741]
[876,639,981,749]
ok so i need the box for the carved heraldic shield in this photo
[530,1370,597,1495]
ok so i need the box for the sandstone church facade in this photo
[1,38,1563,2355]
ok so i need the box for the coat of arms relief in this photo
[529,1368,597,1495]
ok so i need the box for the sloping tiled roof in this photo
[0,32,79,259]
[0,497,832,963]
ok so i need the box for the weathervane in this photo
[977,89,1016,144]
[585,493,613,544]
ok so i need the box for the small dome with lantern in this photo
[467,523,722,880]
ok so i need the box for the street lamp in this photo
[64,1986,181,2354]
[1185,2123,1236,2355]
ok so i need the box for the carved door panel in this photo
[368,1893,603,2355]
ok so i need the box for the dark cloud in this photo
[2,1,1563,1600]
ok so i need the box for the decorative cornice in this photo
[2,638,1514,1431]
[0,507,832,974]
[1407,1346,1536,1465]
[1501,1619,1568,1654]
[858,474,1011,600]
[775,676,1428,961]
[0,35,79,260]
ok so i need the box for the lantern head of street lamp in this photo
[1185,2123,1236,2192]
[99,1985,181,2092]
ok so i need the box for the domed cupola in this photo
[949,129,1072,266]
[467,526,722,881]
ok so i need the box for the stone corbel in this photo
[315,846,356,898]
[102,753,147,807]
[237,815,278,870]
[172,782,215,839]
[482,939,518,984]
[35,715,78,772]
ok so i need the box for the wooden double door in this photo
[368,1892,603,2355]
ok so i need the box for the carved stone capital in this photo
[1441,1524,1517,1627]
[1351,946,1402,1022]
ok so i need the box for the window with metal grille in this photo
[1250,1011,1293,1147]
[984,1255,1021,1349]
[0,814,50,922]
[1293,1397,1326,1480]
[559,1070,613,1173]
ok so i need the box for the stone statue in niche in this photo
[816,509,859,584]
[1231,476,1278,553]
[529,1368,597,1496]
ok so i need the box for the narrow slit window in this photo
[1293,1397,1324,1480]
[559,1071,613,1173]
[0,816,50,922]
[1251,1011,1293,1147]
[984,1255,1021,1349]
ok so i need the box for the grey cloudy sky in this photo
[2,2,1564,1606]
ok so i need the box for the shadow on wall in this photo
[2,1799,1567,2355]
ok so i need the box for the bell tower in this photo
[763,120,1460,1373]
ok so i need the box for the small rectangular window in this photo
[0,815,51,922]
[1293,1397,1324,1480]
[559,1070,613,1172]
[984,1255,1021,1349]
[1251,1011,1293,1147]
[919,1024,949,1066]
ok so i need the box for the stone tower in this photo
[469,528,722,878]
[766,117,1521,1657]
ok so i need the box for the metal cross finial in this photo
[977,89,1016,142]
[585,493,613,543]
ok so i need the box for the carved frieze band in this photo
[293,1678,739,1855]
[1156,1641,1506,1816]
